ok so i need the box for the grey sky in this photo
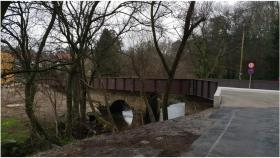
[1,1,238,52]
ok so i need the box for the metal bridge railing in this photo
[38,77,218,100]
[92,78,218,100]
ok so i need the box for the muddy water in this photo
[159,103,186,121]
[122,110,133,125]
[120,103,186,128]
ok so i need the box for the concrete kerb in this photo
[213,87,222,108]
[213,86,280,108]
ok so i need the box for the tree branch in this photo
[150,1,170,75]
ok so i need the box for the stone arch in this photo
[110,100,130,113]
[110,99,133,130]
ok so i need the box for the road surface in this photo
[183,88,279,157]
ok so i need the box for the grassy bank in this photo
[1,117,30,143]
[1,117,30,156]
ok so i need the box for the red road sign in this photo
[247,61,256,69]
[247,61,256,75]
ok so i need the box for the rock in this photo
[2,139,17,144]
[155,137,163,141]
[51,144,62,149]
[140,140,150,144]
[6,103,24,108]
[1,139,25,156]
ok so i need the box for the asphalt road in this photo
[182,107,279,157]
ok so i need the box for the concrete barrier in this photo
[213,87,222,108]
[210,79,279,90]
[214,87,279,108]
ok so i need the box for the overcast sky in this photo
[121,1,239,50]
[1,1,239,53]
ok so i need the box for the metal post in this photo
[201,80,204,97]
[123,78,126,90]
[249,74,252,88]
[239,24,245,80]
[106,78,108,89]
[114,78,117,89]
[133,78,135,92]
[207,81,210,99]
[154,79,157,93]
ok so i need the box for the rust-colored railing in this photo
[91,78,218,100]
[39,77,218,100]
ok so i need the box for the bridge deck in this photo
[92,78,218,100]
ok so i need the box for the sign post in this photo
[247,61,255,88]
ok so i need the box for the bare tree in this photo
[1,2,59,143]
[150,1,206,120]
[41,83,63,137]
[55,1,136,137]
[55,1,99,137]
[1,1,11,22]
[124,37,157,122]
[191,17,228,78]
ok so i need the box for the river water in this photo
[122,110,133,125]
[159,102,185,121]
[122,102,186,125]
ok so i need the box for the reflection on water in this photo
[160,102,185,121]
[122,110,133,125]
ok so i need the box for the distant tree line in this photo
[121,2,279,80]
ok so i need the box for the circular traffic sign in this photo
[248,68,254,75]
[248,62,255,69]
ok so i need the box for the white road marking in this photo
[206,110,236,156]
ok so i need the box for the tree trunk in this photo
[143,94,156,122]
[130,54,156,122]
[161,78,172,120]
[52,94,59,138]
[80,82,87,123]
[66,72,73,138]
[80,60,87,123]
[104,92,118,132]
[25,79,51,141]
[72,71,81,130]
[86,91,116,129]
[139,80,156,122]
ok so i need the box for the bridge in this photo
[44,77,218,124]
[34,79,279,157]
[90,78,219,125]
[91,78,218,100]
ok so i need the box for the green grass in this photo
[1,117,30,144]
[60,137,75,145]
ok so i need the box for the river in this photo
[122,102,186,125]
